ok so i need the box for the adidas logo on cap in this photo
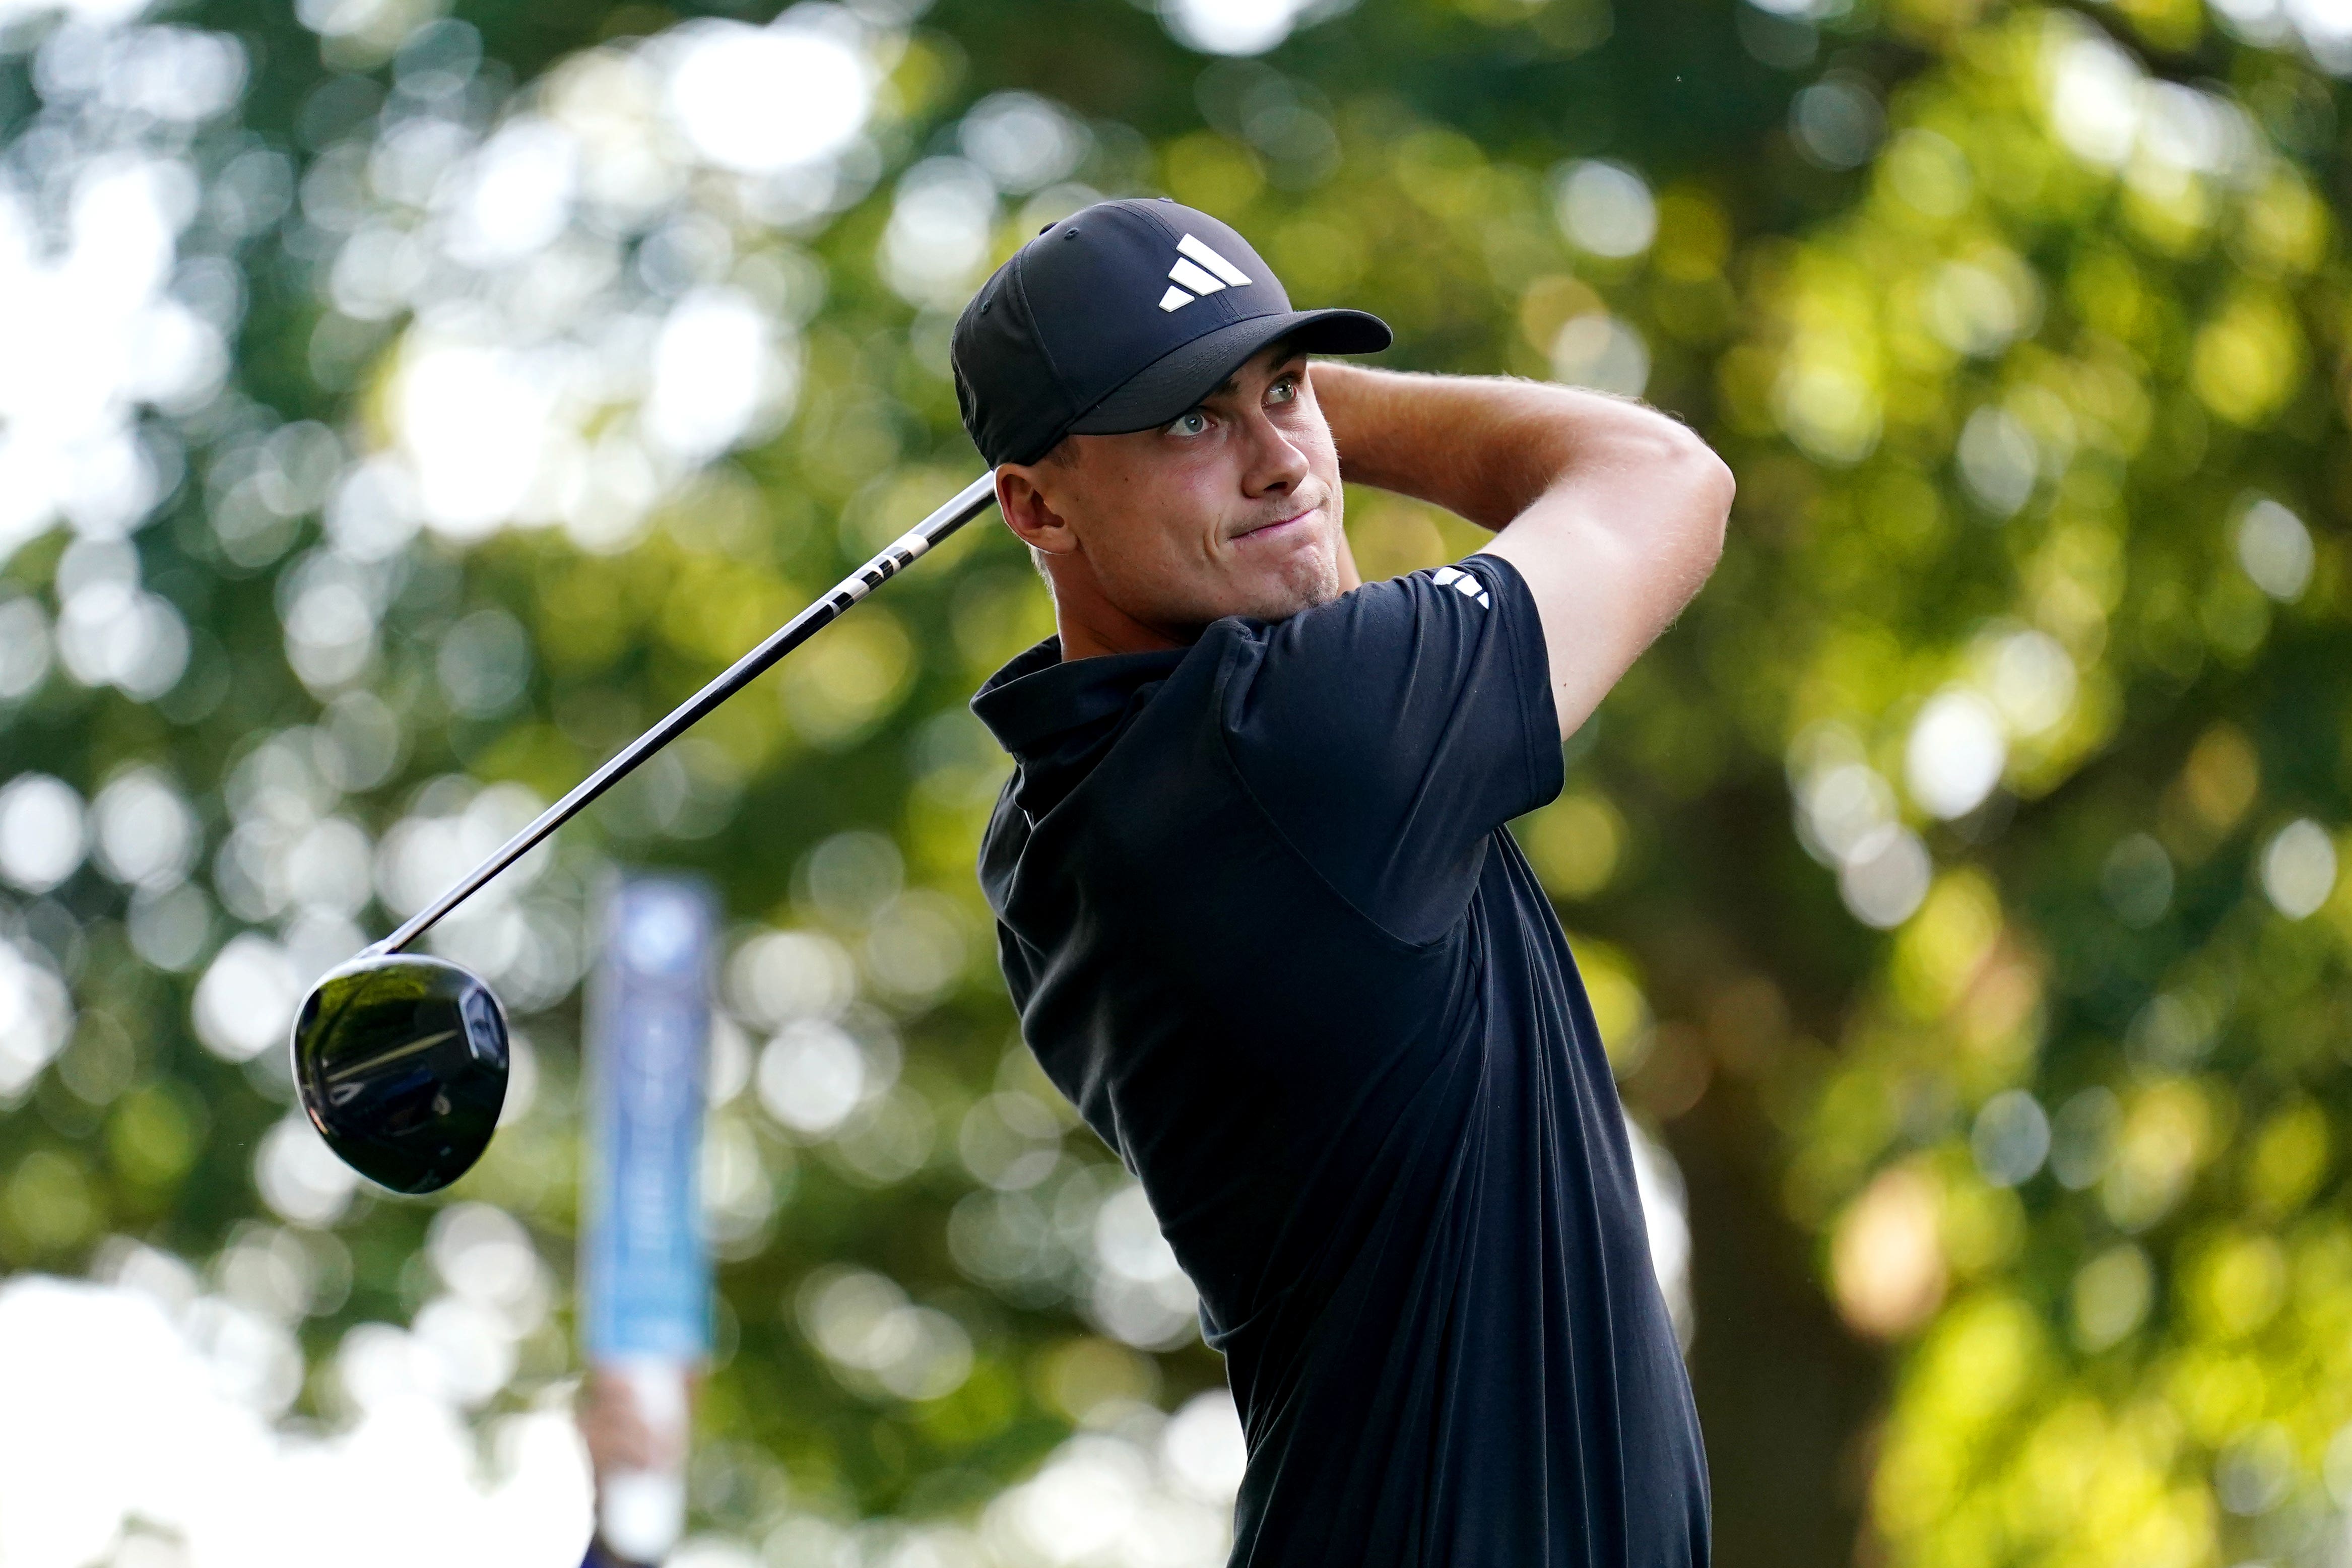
[1158,233,1253,312]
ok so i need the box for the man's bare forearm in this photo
[1313,360,1734,734]
[1312,361,1704,532]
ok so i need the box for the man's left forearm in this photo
[1311,361,1704,534]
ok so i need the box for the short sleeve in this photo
[1215,553,1564,945]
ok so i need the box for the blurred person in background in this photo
[958,199,1733,1565]
[576,1364,693,1567]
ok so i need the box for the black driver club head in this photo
[291,953,509,1194]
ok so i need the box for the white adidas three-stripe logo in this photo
[1158,233,1253,312]
[1430,566,1492,608]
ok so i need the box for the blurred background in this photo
[1,0,2349,1562]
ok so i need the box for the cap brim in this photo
[1066,308,1392,437]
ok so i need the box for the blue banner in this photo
[581,874,716,1362]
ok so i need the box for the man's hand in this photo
[1312,362,1734,738]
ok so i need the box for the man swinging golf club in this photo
[957,199,1733,1565]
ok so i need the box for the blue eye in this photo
[1267,377,1297,404]
[1167,411,1209,437]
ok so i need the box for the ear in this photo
[995,463,1081,556]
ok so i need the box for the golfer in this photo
[956,199,1732,1565]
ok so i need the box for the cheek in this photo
[1069,485,1204,599]
[1303,428,1343,493]
[1142,449,1227,511]
[1107,472,1226,562]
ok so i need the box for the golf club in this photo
[290,473,1001,1194]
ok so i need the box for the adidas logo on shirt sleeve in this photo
[1430,566,1492,608]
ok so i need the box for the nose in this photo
[1237,405,1310,500]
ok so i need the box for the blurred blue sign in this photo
[582,874,716,1362]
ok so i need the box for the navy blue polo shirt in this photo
[971,554,1709,1567]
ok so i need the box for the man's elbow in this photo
[1697,435,1737,517]
[1662,426,1733,585]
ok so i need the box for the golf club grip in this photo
[369,472,1002,957]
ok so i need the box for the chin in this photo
[1125,546,1342,631]
[1238,555,1342,623]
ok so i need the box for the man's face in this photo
[1003,346,1353,634]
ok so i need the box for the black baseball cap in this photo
[952,199,1391,468]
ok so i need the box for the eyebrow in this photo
[1203,350,1309,404]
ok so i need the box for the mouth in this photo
[1230,506,1318,546]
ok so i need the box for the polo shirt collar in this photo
[971,637,1188,759]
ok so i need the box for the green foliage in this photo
[3,0,2350,1561]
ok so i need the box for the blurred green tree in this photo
[1,0,2347,1563]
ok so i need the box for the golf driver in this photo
[290,473,1001,1194]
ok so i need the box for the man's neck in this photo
[1057,614,1195,663]
[1045,565,1200,662]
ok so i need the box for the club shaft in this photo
[370,473,1000,957]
